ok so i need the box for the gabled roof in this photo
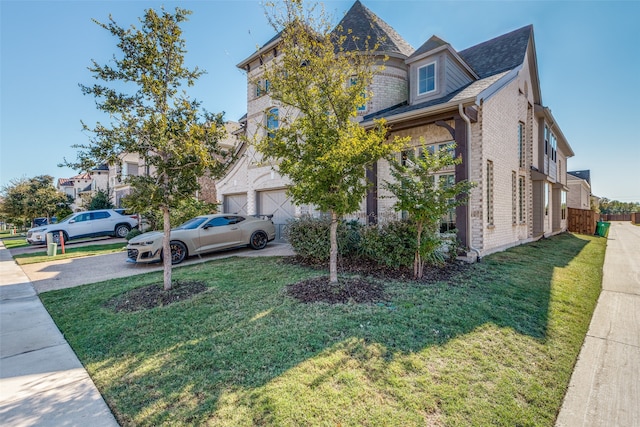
[333,0,414,57]
[459,25,532,79]
[58,178,73,187]
[408,35,449,60]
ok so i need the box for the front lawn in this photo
[40,233,605,426]
[13,242,127,265]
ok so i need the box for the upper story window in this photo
[256,79,270,98]
[518,122,525,167]
[418,62,436,95]
[544,125,557,162]
[350,77,366,112]
[266,108,279,138]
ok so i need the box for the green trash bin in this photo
[601,222,611,237]
[595,221,603,236]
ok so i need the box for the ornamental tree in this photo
[0,175,70,227]
[65,8,231,290]
[384,143,474,279]
[257,0,406,284]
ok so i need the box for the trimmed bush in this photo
[125,228,142,241]
[358,220,417,268]
[285,216,363,263]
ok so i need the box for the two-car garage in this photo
[223,189,295,241]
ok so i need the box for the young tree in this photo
[257,0,406,284]
[384,144,474,279]
[87,188,114,210]
[65,8,231,290]
[0,176,70,227]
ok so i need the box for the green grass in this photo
[13,242,127,265]
[1,236,29,249]
[40,233,605,426]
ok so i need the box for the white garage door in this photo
[257,189,295,241]
[223,193,247,215]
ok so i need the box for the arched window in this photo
[266,108,279,138]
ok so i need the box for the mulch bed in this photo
[106,280,208,313]
[283,256,470,304]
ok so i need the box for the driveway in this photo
[15,241,294,294]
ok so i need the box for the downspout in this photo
[459,103,481,262]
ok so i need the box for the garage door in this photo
[223,193,247,215]
[257,189,295,241]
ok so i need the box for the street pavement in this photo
[0,240,119,426]
[556,222,640,427]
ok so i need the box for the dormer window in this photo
[418,62,436,95]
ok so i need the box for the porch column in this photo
[454,117,469,248]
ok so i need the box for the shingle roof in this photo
[459,25,532,78]
[333,0,414,57]
[568,170,591,185]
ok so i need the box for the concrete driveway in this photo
[15,240,294,294]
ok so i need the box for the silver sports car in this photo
[126,213,276,264]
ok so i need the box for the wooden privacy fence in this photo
[600,214,632,221]
[599,213,640,223]
[568,208,596,235]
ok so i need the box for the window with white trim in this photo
[418,62,436,95]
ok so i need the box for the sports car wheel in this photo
[249,231,268,250]
[170,241,187,264]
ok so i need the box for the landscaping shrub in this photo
[358,220,417,268]
[285,216,362,263]
[125,228,142,241]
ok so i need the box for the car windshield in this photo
[175,217,208,230]
[55,213,75,224]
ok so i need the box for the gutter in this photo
[458,103,481,262]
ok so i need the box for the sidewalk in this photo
[0,241,119,426]
[556,221,640,426]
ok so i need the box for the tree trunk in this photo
[329,211,338,284]
[162,206,173,290]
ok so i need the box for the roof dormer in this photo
[406,35,478,105]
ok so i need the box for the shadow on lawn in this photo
[81,233,591,424]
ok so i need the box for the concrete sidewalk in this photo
[0,241,119,426]
[556,222,640,426]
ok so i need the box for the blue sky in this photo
[1,0,639,202]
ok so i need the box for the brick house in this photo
[216,0,575,257]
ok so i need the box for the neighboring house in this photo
[567,170,592,210]
[216,0,575,257]
[108,121,240,208]
[57,164,109,211]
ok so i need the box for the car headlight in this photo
[131,240,157,246]
[32,228,47,233]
